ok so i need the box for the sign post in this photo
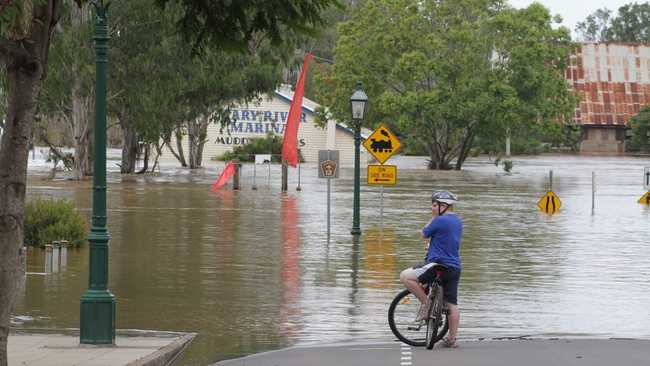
[319,150,340,241]
[639,167,650,205]
[362,124,401,226]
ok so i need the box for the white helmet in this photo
[431,191,459,206]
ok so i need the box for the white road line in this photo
[399,343,413,366]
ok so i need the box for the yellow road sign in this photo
[537,191,561,214]
[362,124,401,164]
[367,165,397,185]
[639,191,650,205]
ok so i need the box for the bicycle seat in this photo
[432,264,447,279]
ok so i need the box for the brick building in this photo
[567,43,650,154]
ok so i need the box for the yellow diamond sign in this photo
[639,191,650,205]
[362,124,401,164]
[537,191,561,214]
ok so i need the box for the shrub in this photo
[213,132,304,163]
[24,198,88,247]
[502,160,513,172]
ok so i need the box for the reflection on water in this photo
[15,155,650,365]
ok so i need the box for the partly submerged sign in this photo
[537,191,562,214]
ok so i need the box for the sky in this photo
[508,0,637,35]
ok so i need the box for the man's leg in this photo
[446,303,460,343]
[400,268,427,304]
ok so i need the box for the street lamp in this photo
[80,1,115,345]
[350,81,368,235]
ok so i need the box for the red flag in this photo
[211,161,236,191]
[282,53,313,167]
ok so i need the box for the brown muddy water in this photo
[12,153,650,365]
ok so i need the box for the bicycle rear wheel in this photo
[388,289,426,347]
[425,285,449,349]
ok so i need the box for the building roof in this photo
[568,43,650,127]
[274,86,370,138]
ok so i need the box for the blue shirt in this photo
[422,214,463,269]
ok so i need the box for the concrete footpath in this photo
[8,329,195,366]
[214,338,650,366]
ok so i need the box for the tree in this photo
[156,0,342,52]
[0,2,63,365]
[314,0,575,169]
[108,0,289,171]
[575,8,613,42]
[39,1,95,180]
[628,105,650,153]
[576,3,650,43]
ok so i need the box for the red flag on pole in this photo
[281,53,314,167]
[211,161,236,191]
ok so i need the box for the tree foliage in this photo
[109,0,289,171]
[576,3,650,43]
[314,0,576,169]
[216,132,285,162]
[628,104,650,153]
[155,0,342,52]
[39,1,95,179]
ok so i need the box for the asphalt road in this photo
[213,338,650,366]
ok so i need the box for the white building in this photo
[160,85,370,167]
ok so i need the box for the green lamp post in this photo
[350,81,368,236]
[80,0,116,344]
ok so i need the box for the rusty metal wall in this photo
[567,43,650,127]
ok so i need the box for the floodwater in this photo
[13,153,650,365]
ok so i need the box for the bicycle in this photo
[388,264,449,349]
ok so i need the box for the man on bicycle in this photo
[399,190,463,348]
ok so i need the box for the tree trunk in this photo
[173,127,187,167]
[71,91,93,179]
[0,2,62,364]
[120,121,138,174]
[455,129,475,170]
[70,2,93,180]
[0,69,39,366]
[136,144,150,174]
[187,115,209,169]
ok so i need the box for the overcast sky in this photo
[508,0,636,34]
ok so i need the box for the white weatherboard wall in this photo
[160,87,368,167]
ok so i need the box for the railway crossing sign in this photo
[639,191,650,205]
[367,165,396,185]
[362,124,401,164]
[537,191,562,214]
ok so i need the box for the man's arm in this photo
[422,217,439,238]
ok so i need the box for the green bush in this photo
[213,132,304,163]
[502,160,513,172]
[24,198,88,247]
[628,106,650,153]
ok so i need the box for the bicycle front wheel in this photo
[388,289,426,347]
